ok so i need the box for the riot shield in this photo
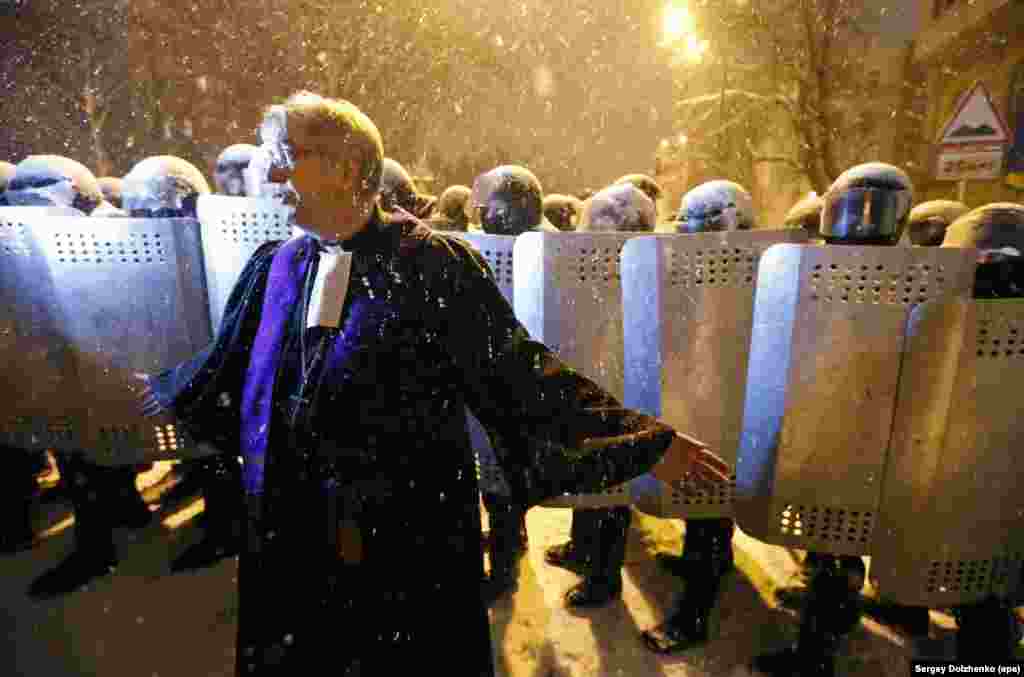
[514,231,650,508]
[33,216,214,465]
[196,195,297,333]
[0,208,88,451]
[735,243,976,557]
[621,230,807,519]
[870,297,1024,607]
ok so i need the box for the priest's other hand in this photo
[651,432,731,489]
[132,372,174,423]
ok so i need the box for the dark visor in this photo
[820,187,910,241]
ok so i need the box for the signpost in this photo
[934,82,1011,201]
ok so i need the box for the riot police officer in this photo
[379,158,419,214]
[0,160,16,205]
[214,144,258,197]
[639,180,753,651]
[122,155,244,573]
[468,164,556,604]
[907,200,970,247]
[941,203,1024,663]
[785,193,825,242]
[545,181,658,609]
[428,185,472,231]
[3,155,153,598]
[542,193,583,231]
[753,162,915,677]
[579,182,656,233]
[613,173,664,221]
[469,165,559,236]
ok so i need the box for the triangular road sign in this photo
[938,82,1011,146]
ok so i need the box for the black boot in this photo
[544,508,598,575]
[29,454,117,599]
[955,597,1020,663]
[0,446,39,554]
[752,555,862,677]
[564,506,630,609]
[642,518,734,653]
[171,454,243,573]
[481,494,526,605]
[104,465,153,530]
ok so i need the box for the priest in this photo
[137,91,729,676]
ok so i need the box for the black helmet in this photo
[214,144,258,196]
[784,193,824,239]
[122,155,211,218]
[0,161,14,206]
[820,162,912,245]
[943,203,1024,298]
[4,155,103,212]
[906,200,970,247]
[379,158,418,213]
[469,165,551,236]
[579,183,656,233]
[676,180,755,233]
[542,193,583,231]
[97,176,123,208]
[430,185,471,231]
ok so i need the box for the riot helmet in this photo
[469,165,554,236]
[214,144,259,196]
[943,203,1024,298]
[543,193,583,231]
[379,158,418,213]
[430,185,471,231]
[613,174,663,214]
[4,155,103,212]
[906,200,970,247]
[579,183,656,233]
[820,162,912,245]
[676,180,755,233]
[122,155,211,218]
[784,193,824,240]
[0,161,15,206]
[97,176,123,208]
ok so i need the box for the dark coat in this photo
[151,206,675,675]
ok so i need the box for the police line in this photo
[1,197,1021,610]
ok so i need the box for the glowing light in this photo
[661,2,708,63]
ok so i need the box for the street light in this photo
[661,2,708,64]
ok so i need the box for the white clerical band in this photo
[307,246,353,329]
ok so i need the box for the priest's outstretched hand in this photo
[650,432,731,489]
[132,372,177,426]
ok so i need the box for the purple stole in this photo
[239,236,314,495]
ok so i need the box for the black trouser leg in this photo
[795,554,863,672]
[0,446,39,551]
[955,597,1019,663]
[587,506,631,589]
[482,492,525,582]
[60,453,116,559]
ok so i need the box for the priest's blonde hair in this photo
[274,92,384,199]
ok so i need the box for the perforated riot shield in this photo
[735,243,976,557]
[197,195,297,332]
[870,298,1024,607]
[33,216,214,465]
[514,231,648,508]
[0,208,89,451]
[621,230,808,519]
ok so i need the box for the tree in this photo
[667,0,918,194]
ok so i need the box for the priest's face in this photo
[260,110,374,242]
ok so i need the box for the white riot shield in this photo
[621,230,808,519]
[0,208,89,451]
[197,195,297,333]
[735,243,976,557]
[514,231,650,508]
[32,217,214,465]
[870,297,1024,607]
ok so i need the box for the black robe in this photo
[151,206,675,675]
